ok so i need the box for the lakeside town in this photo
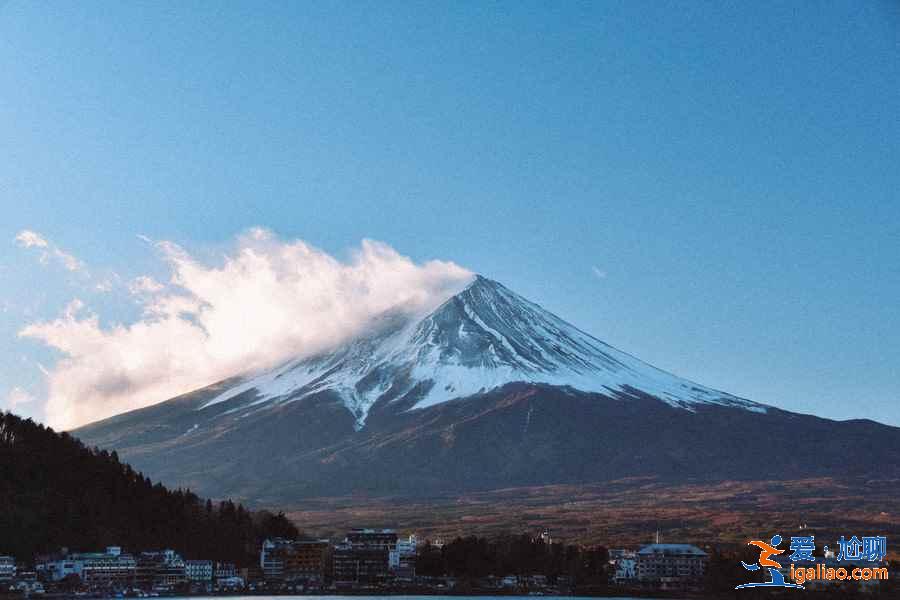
[1,528,706,598]
[1,528,892,599]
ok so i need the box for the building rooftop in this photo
[349,529,396,534]
[637,543,707,556]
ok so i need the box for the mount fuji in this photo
[74,275,900,508]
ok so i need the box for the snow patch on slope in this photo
[198,276,766,428]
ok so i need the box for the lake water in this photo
[167,596,674,600]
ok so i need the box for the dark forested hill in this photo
[0,411,297,564]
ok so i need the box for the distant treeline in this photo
[0,411,298,565]
[418,538,899,598]
[416,534,609,583]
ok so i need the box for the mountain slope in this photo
[73,275,900,506]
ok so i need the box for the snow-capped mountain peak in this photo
[198,275,765,427]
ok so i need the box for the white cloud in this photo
[592,266,607,279]
[5,387,34,411]
[20,229,473,430]
[15,230,49,248]
[15,229,85,272]
[94,278,115,294]
[128,275,165,295]
[55,250,84,272]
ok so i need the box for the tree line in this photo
[0,411,297,565]
[418,538,898,598]
[416,534,610,585]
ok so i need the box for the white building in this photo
[0,556,16,581]
[184,560,213,583]
[636,543,707,583]
[135,549,187,590]
[214,561,237,582]
[391,534,417,580]
[260,539,284,579]
[608,549,637,583]
[37,547,136,586]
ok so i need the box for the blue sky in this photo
[1,1,898,426]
